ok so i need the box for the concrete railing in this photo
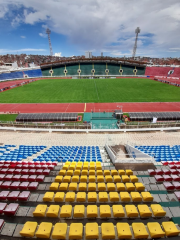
[105,144,117,164]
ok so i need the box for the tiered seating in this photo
[0,191,30,201]
[135,145,180,162]
[33,146,102,163]
[145,66,174,76]
[20,221,180,239]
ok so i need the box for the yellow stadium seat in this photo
[97,175,104,182]
[122,175,130,183]
[71,176,79,183]
[125,205,138,217]
[105,175,113,182]
[116,223,132,239]
[85,223,99,239]
[77,162,83,166]
[87,205,98,218]
[96,165,102,170]
[99,192,108,202]
[112,205,125,217]
[109,192,119,202]
[79,183,87,191]
[52,223,67,240]
[59,183,68,191]
[130,192,142,202]
[69,183,77,191]
[69,223,83,239]
[88,183,96,191]
[141,192,153,202]
[76,165,82,170]
[83,166,88,170]
[60,205,72,218]
[43,192,54,202]
[65,162,71,165]
[55,176,63,183]
[49,182,59,191]
[33,204,47,217]
[98,183,106,191]
[111,170,118,176]
[65,192,75,202]
[107,183,116,191]
[97,170,103,175]
[69,165,76,170]
[84,162,89,165]
[104,170,110,176]
[62,165,69,170]
[162,221,180,237]
[135,182,145,191]
[126,169,133,176]
[20,222,38,238]
[113,175,121,183]
[63,176,71,183]
[130,175,138,183]
[36,222,52,239]
[96,162,101,166]
[90,162,95,166]
[132,223,149,239]
[147,222,165,238]
[89,175,96,182]
[116,183,126,191]
[67,170,73,176]
[101,223,115,239]
[88,192,97,202]
[76,192,86,202]
[118,169,125,175]
[59,170,66,176]
[151,204,166,217]
[120,192,130,202]
[71,162,76,166]
[89,165,95,170]
[80,176,87,182]
[54,192,65,202]
[138,204,152,218]
[100,205,111,217]
[46,205,60,217]
[74,170,80,175]
[82,170,88,175]
[74,205,85,218]
[125,183,135,191]
[89,170,95,175]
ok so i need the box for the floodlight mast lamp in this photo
[132,27,140,58]
[46,28,53,56]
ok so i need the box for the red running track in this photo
[0,102,180,113]
[0,79,31,89]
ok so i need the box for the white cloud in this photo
[39,32,46,38]
[21,36,26,38]
[0,48,47,53]
[0,0,180,56]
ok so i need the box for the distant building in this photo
[85,51,92,58]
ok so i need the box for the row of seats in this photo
[0,181,39,191]
[60,169,133,176]
[0,161,57,165]
[0,175,45,184]
[0,169,50,176]
[33,203,166,218]
[0,164,55,170]
[164,182,180,190]
[43,191,153,202]
[20,221,180,239]
[155,175,180,182]
[0,203,19,215]
[0,191,30,201]
[50,182,144,192]
[148,169,180,175]
[55,174,138,183]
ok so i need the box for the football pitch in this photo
[0,78,180,103]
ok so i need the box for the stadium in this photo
[0,0,180,239]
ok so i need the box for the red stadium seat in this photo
[8,164,17,169]
[20,175,29,181]
[14,169,22,174]
[10,182,20,190]
[35,165,42,170]
[28,182,38,190]
[172,182,180,190]
[29,169,36,175]
[175,165,180,169]
[16,164,22,169]
[12,175,21,181]
[29,164,35,169]
[41,165,47,170]
[174,191,180,201]
[155,169,163,175]
[0,191,10,200]
[22,164,29,169]
[28,175,37,182]
[7,191,20,201]
[163,182,175,190]
[47,165,54,170]
[52,162,57,166]
[21,169,29,175]
[3,164,10,168]
[4,174,13,181]
[36,175,45,182]
[19,182,29,190]
[18,191,30,201]
[148,169,156,175]
[43,169,50,175]
[0,174,5,181]
[0,164,4,168]
[155,175,164,182]
[171,175,180,181]
[0,203,7,214]
[163,169,171,175]
[3,203,19,216]
[163,175,172,181]
[1,181,11,189]
[170,169,179,175]
[36,169,43,175]
[6,169,14,174]
[0,169,8,174]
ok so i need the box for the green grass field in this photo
[0,78,180,103]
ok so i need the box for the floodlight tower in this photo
[132,27,140,58]
[46,28,53,56]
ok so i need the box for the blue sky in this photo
[0,0,180,58]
